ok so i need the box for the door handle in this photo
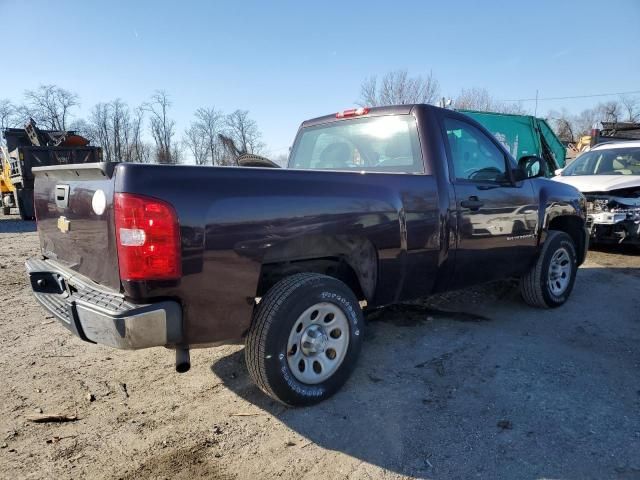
[460,196,484,210]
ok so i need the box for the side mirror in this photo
[554,168,563,176]
[517,155,545,179]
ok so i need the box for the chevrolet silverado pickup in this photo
[26,104,588,406]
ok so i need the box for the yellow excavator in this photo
[0,145,15,215]
[566,134,593,162]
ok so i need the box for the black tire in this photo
[511,220,526,235]
[520,231,577,308]
[245,273,364,406]
[14,189,26,220]
[14,188,34,221]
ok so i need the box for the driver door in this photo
[443,116,538,288]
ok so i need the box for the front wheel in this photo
[520,231,578,308]
[245,273,364,406]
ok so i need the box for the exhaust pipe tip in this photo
[175,347,190,373]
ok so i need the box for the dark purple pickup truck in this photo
[27,104,588,405]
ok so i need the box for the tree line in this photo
[358,70,528,115]
[358,69,640,143]
[547,96,639,143]
[0,85,264,165]
[2,76,638,161]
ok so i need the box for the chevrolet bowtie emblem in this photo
[57,216,70,233]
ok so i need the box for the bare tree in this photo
[171,140,184,165]
[144,90,176,164]
[218,133,243,165]
[573,108,598,136]
[0,99,15,132]
[555,118,575,143]
[566,100,623,136]
[184,124,208,165]
[86,100,148,163]
[223,110,265,163]
[139,144,153,163]
[128,107,148,163]
[22,84,79,130]
[454,87,493,111]
[619,95,639,122]
[359,69,440,106]
[89,102,112,160]
[110,99,130,161]
[454,87,526,114]
[547,109,576,142]
[193,107,224,165]
[547,99,638,141]
[596,101,621,123]
[68,118,93,142]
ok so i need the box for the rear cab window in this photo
[288,115,424,173]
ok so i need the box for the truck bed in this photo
[33,162,443,345]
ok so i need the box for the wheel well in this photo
[548,215,586,264]
[257,257,366,301]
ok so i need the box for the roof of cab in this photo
[300,104,426,128]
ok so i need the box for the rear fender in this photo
[258,235,377,301]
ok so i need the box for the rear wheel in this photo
[520,231,577,308]
[245,273,364,406]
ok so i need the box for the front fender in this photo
[534,179,588,264]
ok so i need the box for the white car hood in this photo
[552,175,640,193]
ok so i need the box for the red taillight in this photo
[336,107,370,118]
[114,193,181,281]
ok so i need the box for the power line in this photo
[502,89,640,103]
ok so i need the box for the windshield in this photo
[562,147,640,176]
[288,115,423,173]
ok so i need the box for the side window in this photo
[444,118,508,182]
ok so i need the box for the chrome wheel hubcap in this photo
[287,302,350,384]
[300,324,328,356]
[548,247,571,296]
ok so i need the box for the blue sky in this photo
[1,0,639,157]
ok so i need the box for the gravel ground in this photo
[1,216,639,480]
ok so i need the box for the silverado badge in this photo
[57,216,70,233]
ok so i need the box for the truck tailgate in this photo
[33,163,120,290]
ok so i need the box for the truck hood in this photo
[552,175,640,193]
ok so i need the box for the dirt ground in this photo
[1,216,639,480]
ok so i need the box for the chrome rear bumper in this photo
[26,257,182,349]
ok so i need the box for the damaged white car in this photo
[553,141,640,246]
